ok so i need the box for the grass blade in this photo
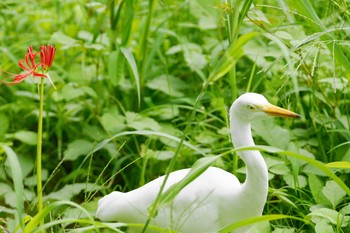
[121,47,141,107]
[153,155,220,207]
[207,32,259,84]
[1,144,24,231]
[295,0,350,73]
[23,200,95,233]
[218,214,307,233]
[326,161,350,169]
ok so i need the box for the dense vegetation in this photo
[1,0,350,232]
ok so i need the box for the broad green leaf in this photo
[150,150,174,161]
[147,106,180,120]
[308,174,329,205]
[189,0,218,30]
[100,113,126,134]
[146,75,186,97]
[283,174,307,189]
[24,170,49,186]
[314,220,334,233]
[45,183,97,201]
[2,144,24,229]
[252,119,290,149]
[125,112,161,131]
[271,228,295,233]
[309,207,349,227]
[182,42,207,71]
[322,180,346,208]
[267,160,290,176]
[63,139,93,161]
[0,183,12,195]
[50,31,78,49]
[67,64,94,84]
[81,86,98,99]
[13,131,37,145]
[62,84,85,101]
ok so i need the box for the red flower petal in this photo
[40,45,56,70]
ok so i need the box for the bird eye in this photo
[247,104,255,111]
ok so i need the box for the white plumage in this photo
[96,93,300,233]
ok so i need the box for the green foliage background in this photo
[0,0,350,232]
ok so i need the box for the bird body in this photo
[96,93,300,233]
[97,167,261,233]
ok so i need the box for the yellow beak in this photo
[263,104,301,118]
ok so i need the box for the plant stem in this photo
[36,78,45,226]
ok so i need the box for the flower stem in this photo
[36,78,44,226]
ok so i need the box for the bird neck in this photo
[230,115,268,201]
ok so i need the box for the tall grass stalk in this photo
[139,0,156,87]
[224,0,253,100]
[36,78,45,228]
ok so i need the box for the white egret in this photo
[96,93,300,233]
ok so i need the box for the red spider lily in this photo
[40,45,56,71]
[1,45,56,85]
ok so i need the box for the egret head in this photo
[230,93,300,122]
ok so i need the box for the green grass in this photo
[0,0,350,232]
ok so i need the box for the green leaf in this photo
[147,106,180,120]
[100,113,126,134]
[309,207,349,227]
[252,119,290,149]
[150,150,174,161]
[108,48,125,86]
[13,131,37,145]
[125,112,161,131]
[2,144,24,230]
[121,0,134,45]
[45,183,97,201]
[63,139,93,161]
[0,113,9,138]
[121,47,141,106]
[50,31,78,49]
[67,64,94,84]
[207,32,259,84]
[146,75,186,97]
[308,174,329,205]
[62,84,86,101]
[322,180,346,208]
[283,174,307,189]
[314,220,334,233]
[326,161,350,169]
